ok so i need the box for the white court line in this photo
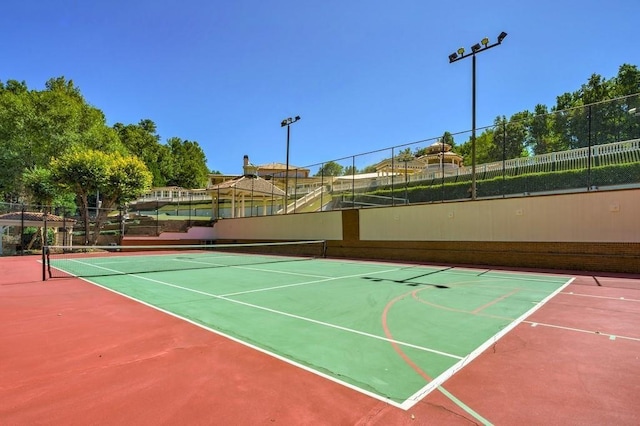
[82,253,269,268]
[445,269,570,284]
[173,257,333,279]
[62,259,461,358]
[71,274,406,409]
[63,255,334,280]
[57,258,572,411]
[400,276,575,410]
[59,259,465,409]
[81,253,342,280]
[525,320,640,342]
[561,291,640,303]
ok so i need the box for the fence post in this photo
[391,148,396,206]
[587,104,592,190]
[502,121,507,197]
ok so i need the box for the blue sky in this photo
[2,0,638,174]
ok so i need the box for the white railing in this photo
[277,186,327,214]
[136,191,212,203]
[331,139,640,193]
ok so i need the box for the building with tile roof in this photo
[0,211,76,254]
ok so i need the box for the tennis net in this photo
[44,240,327,280]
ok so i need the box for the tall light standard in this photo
[449,31,507,200]
[280,115,301,213]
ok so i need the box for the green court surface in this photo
[50,252,572,409]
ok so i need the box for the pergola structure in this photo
[421,141,464,171]
[208,175,286,218]
[0,211,75,254]
[374,141,463,176]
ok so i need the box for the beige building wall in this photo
[359,189,639,243]
[213,210,343,241]
[133,188,638,272]
[213,189,639,244]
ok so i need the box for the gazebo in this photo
[373,141,464,177]
[208,175,285,218]
[418,141,464,171]
[0,211,75,254]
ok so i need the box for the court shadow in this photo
[362,276,449,289]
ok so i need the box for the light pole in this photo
[280,116,301,213]
[449,31,507,200]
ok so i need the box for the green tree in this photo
[490,112,531,161]
[52,149,152,245]
[315,161,344,177]
[34,77,123,157]
[0,80,37,200]
[396,147,412,159]
[441,131,455,148]
[550,67,639,149]
[0,77,121,201]
[22,166,76,212]
[529,104,554,154]
[457,129,495,166]
[413,146,428,157]
[343,165,358,176]
[164,137,210,188]
[113,119,165,186]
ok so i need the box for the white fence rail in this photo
[331,139,640,193]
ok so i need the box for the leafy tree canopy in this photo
[315,161,344,177]
[0,77,123,201]
[164,137,210,188]
[1,76,211,203]
[51,149,152,245]
[452,63,640,162]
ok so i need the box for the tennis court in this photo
[46,244,572,409]
[2,246,640,424]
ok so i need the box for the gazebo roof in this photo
[208,175,285,198]
[0,212,75,228]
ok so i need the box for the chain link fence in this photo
[287,93,640,210]
[3,94,639,250]
[0,200,216,254]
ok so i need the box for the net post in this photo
[46,246,52,279]
[322,240,328,258]
[42,245,46,281]
[42,210,48,281]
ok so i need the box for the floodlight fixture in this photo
[281,116,301,127]
[280,115,301,212]
[629,107,638,116]
[448,31,508,199]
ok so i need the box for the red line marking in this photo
[410,286,517,321]
[381,289,433,382]
[471,288,521,314]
